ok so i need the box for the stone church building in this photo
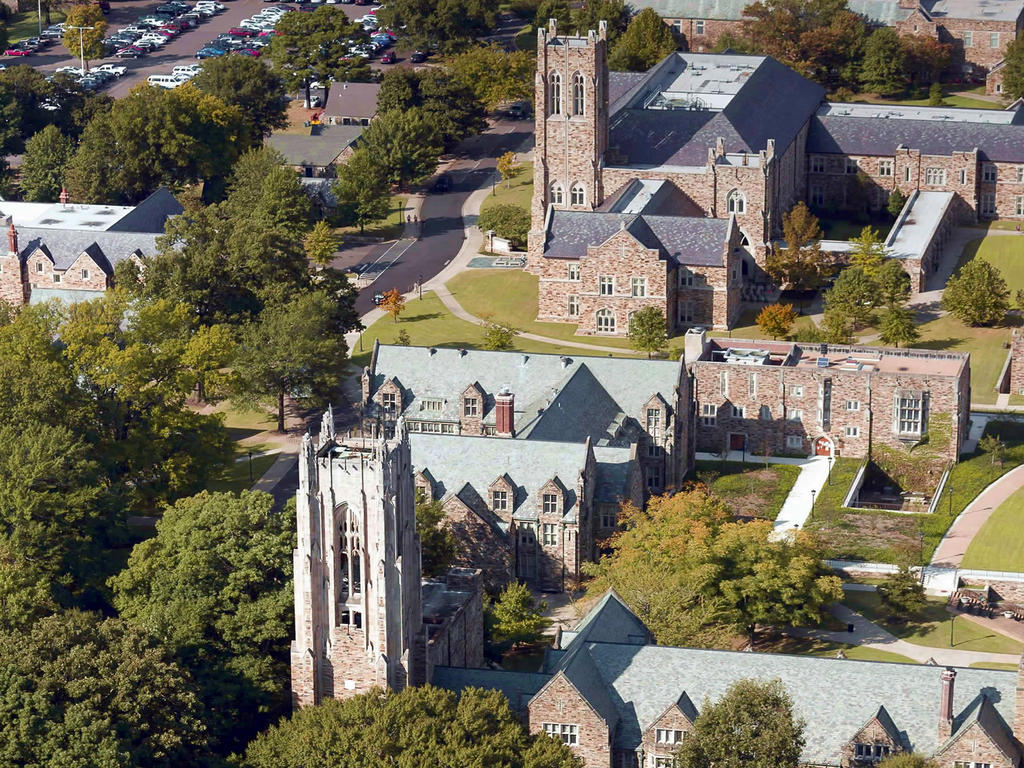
[527,22,1024,336]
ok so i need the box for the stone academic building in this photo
[527,23,1024,336]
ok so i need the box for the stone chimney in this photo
[59,187,69,207]
[6,220,17,257]
[495,390,515,437]
[683,327,708,367]
[1014,655,1024,747]
[939,668,956,742]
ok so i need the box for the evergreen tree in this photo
[886,187,907,218]
[875,259,911,306]
[942,259,1010,326]
[19,124,74,202]
[486,581,551,653]
[860,27,907,95]
[877,565,926,618]
[823,265,876,328]
[1001,36,1024,101]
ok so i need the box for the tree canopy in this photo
[860,27,906,95]
[242,685,583,768]
[62,3,108,67]
[627,306,668,358]
[608,9,680,72]
[941,259,1010,326]
[1002,36,1024,101]
[415,490,458,578]
[448,44,535,110]
[765,202,830,293]
[375,0,499,52]
[191,54,289,143]
[19,123,75,202]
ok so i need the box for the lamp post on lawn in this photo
[810,488,816,511]
[828,454,833,485]
[68,25,95,74]
[948,478,953,515]
[37,0,42,36]
[248,451,253,483]
[417,273,423,301]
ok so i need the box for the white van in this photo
[147,74,183,89]
[172,64,201,76]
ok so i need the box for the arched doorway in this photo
[814,436,833,456]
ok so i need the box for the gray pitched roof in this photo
[105,187,182,233]
[17,229,157,272]
[942,694,1022,764]
[409,433,586,522]
[267,124,363,168]
[848,0,915,23]
[560,590,652,648]
[608,54,825,167]
[369,346,683,447]
[322,81,381,120]
[543,210,731,266]
[924,0,1023,22]
[608,71,649,106]
[808,114,1024,163]
[593,446,634,504]
[872,705,903,745]
[627,0,915,24]
[431,666,550,712]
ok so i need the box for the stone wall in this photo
[1009,330,1024,396]
[24,248,110,294]
[937,719,1018,768]
[528,673,612,768]
[440,495,514,589]
[936,17,1023,74]
[639,704,695,768]
[666,17,744,52]
[839,711,905,767]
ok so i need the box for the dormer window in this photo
[656,728,684,744]
[463,397,478,417]
[421,398,442,411]
[854,744,891,761]
[381,392,397,412]
[491,489,508,511]
[542,493,557,514]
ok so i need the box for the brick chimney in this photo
[58,187,69,207]
[939,668,956,742]
[6,220,17,257]
[1014,655,1024,747]
[495,390,515,437]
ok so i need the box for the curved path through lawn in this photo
[930,463,1024,568]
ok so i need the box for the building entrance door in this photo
[815,437,832,456]
[729,433,746,451]
[516,523,537,581]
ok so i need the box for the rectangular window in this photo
[719,371,728,396]
[421,398,443,411]
[731,405,745,418]
[786,435,803,449]
[925,167,947,185]
[959,169,968,185]
[846,400,860,411]
[542,493,558,514]
[810,184,824,207]
[845,426,860,437]
[1016,196,1024,216]
[963,30,973,47]
[35,262,43,273]
[464,397,478,417]
[845,158,859,175]
[990,31,1000,48]
[981,192,996,216]
[599,276,614,296]
[542,523,557,546]
[542,723,578,746]
[787,408,803,422]
[811,156,826,173]
[748,372,757,399]
[567,295,579,317]
[983,164,998,182]
[898,395,923,434]
[878,159,893,176]
[653,758,674,768]
[656,729,685,744]
[630,277,647,297]
[789,385,803,397]
[672,19,683,33]
[81,268,90,280]
[701,403,716,426]
[759,405,771,420]
[679,300,695,324]
[679,268,694,287]
[646,464,662,490]
[904,165,912,182]
[492,490,508,511]
[600,509,616,528]
[381,392,397,412]
[53,273,61,283]
[646,407,662,436]
[695,19,705,34]
[1018,167,1024,183]
[568,263,580,281]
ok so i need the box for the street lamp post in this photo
[827,454,833,485]
[417,273,423,301]
[810,488,816,510]
[948,479,953,515]
[37,0,43,36]
[248,451,253,483]
[68,25,95,74]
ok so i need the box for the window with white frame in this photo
[845,158,859,175]
[567,295,579,317]
[53,273,61,283]
[963,30,973,47]
[542,523,557,545]
[463,397,478,417]
[990,31,1000,48]
[570,183,586,206]
[759,405,771,420]
[599,276,614,295]
[897,393,924,435]
[786,435,803,449]
[695,19,705,34]
[656,729,684,745]
[596,309,616,333]
[646,407,662,438]
[35,262,43,273]
[679,268,694,287]
[492,489,508,511]
[81,268,90,280]
[904,166,912,182]
[789,385,803,397]
[568,263,580,281]
[543,723,578,746]
[381,392,397,412]
[571,72,585,116]
[981,192,996,216]
[600,508,617,528]
[846,400,860,411]
[787,408,803,421]
[748,372,757,399]
[811,156,826,173]
[810,184,824,207]
[925,167,947,185]
[549,72,562,114]
[422,398,443,411]
[959,169,968,185]
[672,19,683,32]
[983,164,998,182]
[845,425,860,437]
[1016,195,1024,216]
[701,403,716,426]
[631,277,647,297]
[727,189,746,214]
[855,744,891,760]
[679,301,694,323]
[878,159,893,176]
[1018,167,1024,182]
[542,493,558,514]
[731,404,744,418]
[719,370,728,396]
[652,758,674,768]
[551,183,564,205]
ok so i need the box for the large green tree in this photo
[415,490,458,579]
[860,27,907,95]
[375,0,499,52]
[242,685,582,768]
[448,44,535,110]
[627,306,668,358]
[1002,36,1024,101]
[486,581,551,655]
[358,108,445,190]
[191,54,289,143]
[675,678,806,768]
[764,202,830,293]
[941,259,1010,326]
[570,0,630,42]
[583,490,843,646]
[62,3,108,69]
[608,9,680,72]
[0,610,210,768]
[331,147,392,233]
[111,491,296,754]
[823,265,876,329]
[19,123,75,202]
[878,303,919,348]
[377,68,486,152]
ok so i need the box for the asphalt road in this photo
[352,118,534,316]
[12,0,392,97]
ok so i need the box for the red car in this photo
[227,26,258,36]
[379,50,395,64]
[3,47,31,56]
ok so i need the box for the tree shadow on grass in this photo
[913,337,965,350]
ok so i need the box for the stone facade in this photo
[529,673,613,768]
[665,17,744,52]
[1009,329,1024,396]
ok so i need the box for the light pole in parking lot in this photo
[37,0,42,36]
[68,25,95,73]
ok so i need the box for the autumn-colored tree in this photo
[756,303,798,339]
[764,202,830,293]
[849,226,887,280]
[496,151,520,189]
[380,288,405,323]
[303,220,338,267]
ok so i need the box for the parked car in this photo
[236,47,261,56]
[379,50,395,63]
[95,63,128,76]
[115,46,146,58]
[196,46,226,58]
[3,47,32,57]
[227,26,258,36]
[409,50,426,63]
[173,63,202,75]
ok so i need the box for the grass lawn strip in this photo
[960,484,1024,571]
[969,661,1019,670]
[207,452,278,494]
[335,195,407,242]
[842,590,1023,655]
[7,10,66,42]
[759,635,918,664]
[481,161,533,215]
[691,460,801,520]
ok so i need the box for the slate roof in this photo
[607,54,825,167]
[17,229,158,272]
[322,81,381,120]
[808,114,1024,163]
[559,590,652,648]
[105,187,182,233]
[543,210,731,266]
[369,346,683,447]
[608,71,649,106]
[592,447,633,505]
[624,0,1012,24]
[626,0,749,20]
[924,0,1024,22]
[941,694,1022,764]
[267,124,364,168]
[431,667,551,712]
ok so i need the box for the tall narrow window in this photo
[567,295,579,316]
[727,189,746,214]
[550,183,563,205]
[570,183,586,206]
[596,308,616,333]
[571,72,584,116]
[549,71,562,115]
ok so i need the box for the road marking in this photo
[357,237,417,286]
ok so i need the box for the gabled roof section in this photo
[551,646,621,730]
[106,186,182,233]
[17,230,160,271]
[857,705,903,746]
[941,695,1022,764]
[560,590,652,650]
[521,364,625,444]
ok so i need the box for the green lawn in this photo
[691,460,801,520]
[336,196,407,242]
[961,485,1024,571]
[6,10,66,42]
[761,634,918,664]
[445,269,639,351]
[959,235,1024,294]
[842,590,1023,655]
[354,290,607,368]
[482,161,533,215]
[206,452,278,494]
[819,218,893,242]
[969,661,1020,671]
[846,86,999,111]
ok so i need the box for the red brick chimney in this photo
[6,221,17,256]
[59,187,69,207]
[495,390,515,437]
[939,668,956,742]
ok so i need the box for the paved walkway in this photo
[695,450,832,538]
[931,463,1024,567]
[784,602,1021,666]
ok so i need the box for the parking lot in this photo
[5,0,398,98]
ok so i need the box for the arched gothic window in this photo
[550,183,564,205]
[550,71,562,115]
[727,189,746,214]
[596,308,616,333]
[570,183,586,206]
[572,72,585,116]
